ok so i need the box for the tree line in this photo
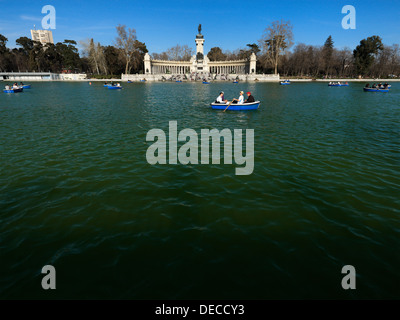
[1,21,399,78]
[0,25,148,77]
[151,20,400,78]
[254,20,400,78]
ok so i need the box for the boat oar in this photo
[223,100,235,112]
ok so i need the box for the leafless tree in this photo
[259,20,293,74]
[115,24,137,74]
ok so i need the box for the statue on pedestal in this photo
[198,24,202,34]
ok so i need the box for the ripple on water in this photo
[1,82,400,298]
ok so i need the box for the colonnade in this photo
[209,65,247,74]
[152,65,191,74]
[150,63,249,74]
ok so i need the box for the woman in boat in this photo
[245,92,255,103]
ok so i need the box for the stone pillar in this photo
[144,53,151,74]
[250,52,256,74]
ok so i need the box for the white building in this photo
[144,28,256,75]
[31,30,54,45]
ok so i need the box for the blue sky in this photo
[0,0,399,54]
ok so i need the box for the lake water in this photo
[1,81,399,299]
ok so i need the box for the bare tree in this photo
[259,20,293,74]
[97,43,108,74]
[155,44,194,61]
[115,24,137,74]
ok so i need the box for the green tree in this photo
[353,36,384,76]
[322,35,334,76]
[104,45,124,75]
[0,34,9,71]
[246,43,260,55]
[207,47,227,61]
[130,40,148,73]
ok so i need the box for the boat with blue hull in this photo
[329,83,349,87]
[202,81,210,84]
[210,101,260,111]
[21,85,31,89]
[363,87,389,93]
[108,86,122,90]
[3,88,23,93]
[280,80,290,85]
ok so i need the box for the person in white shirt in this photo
[232,91,244,104]
[215,91,228,103]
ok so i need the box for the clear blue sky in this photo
[1,0,399,54]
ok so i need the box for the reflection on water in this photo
[1,82,399,299]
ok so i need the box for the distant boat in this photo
[140,80,146,82]
[127,80,133,83]
[363,87,389,93]
[280,80,290,85]
[176,80,182,83]
[233,81,239,84]
[3,88,23,93]
[203,81,210,84]
[108,86,122,90]
[210,101,260,111]
[104,84,112,87]
[328,83,349,87]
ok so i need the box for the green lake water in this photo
[1,81,399,299]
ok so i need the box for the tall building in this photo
[30,30,54,45]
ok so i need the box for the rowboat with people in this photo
[364,83,390,92]
[3,88,23,93]
[328,82,349,87]
[280,80,290,85]
[210,101,260,111]
[363,87,389,93]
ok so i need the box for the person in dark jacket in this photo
[245,91,255,103]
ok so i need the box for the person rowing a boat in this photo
[245,92,255,103]
[232,91,244,104]
[215,91,228,103]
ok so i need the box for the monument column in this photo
[250,52,256,74]
[144,53,151,75]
